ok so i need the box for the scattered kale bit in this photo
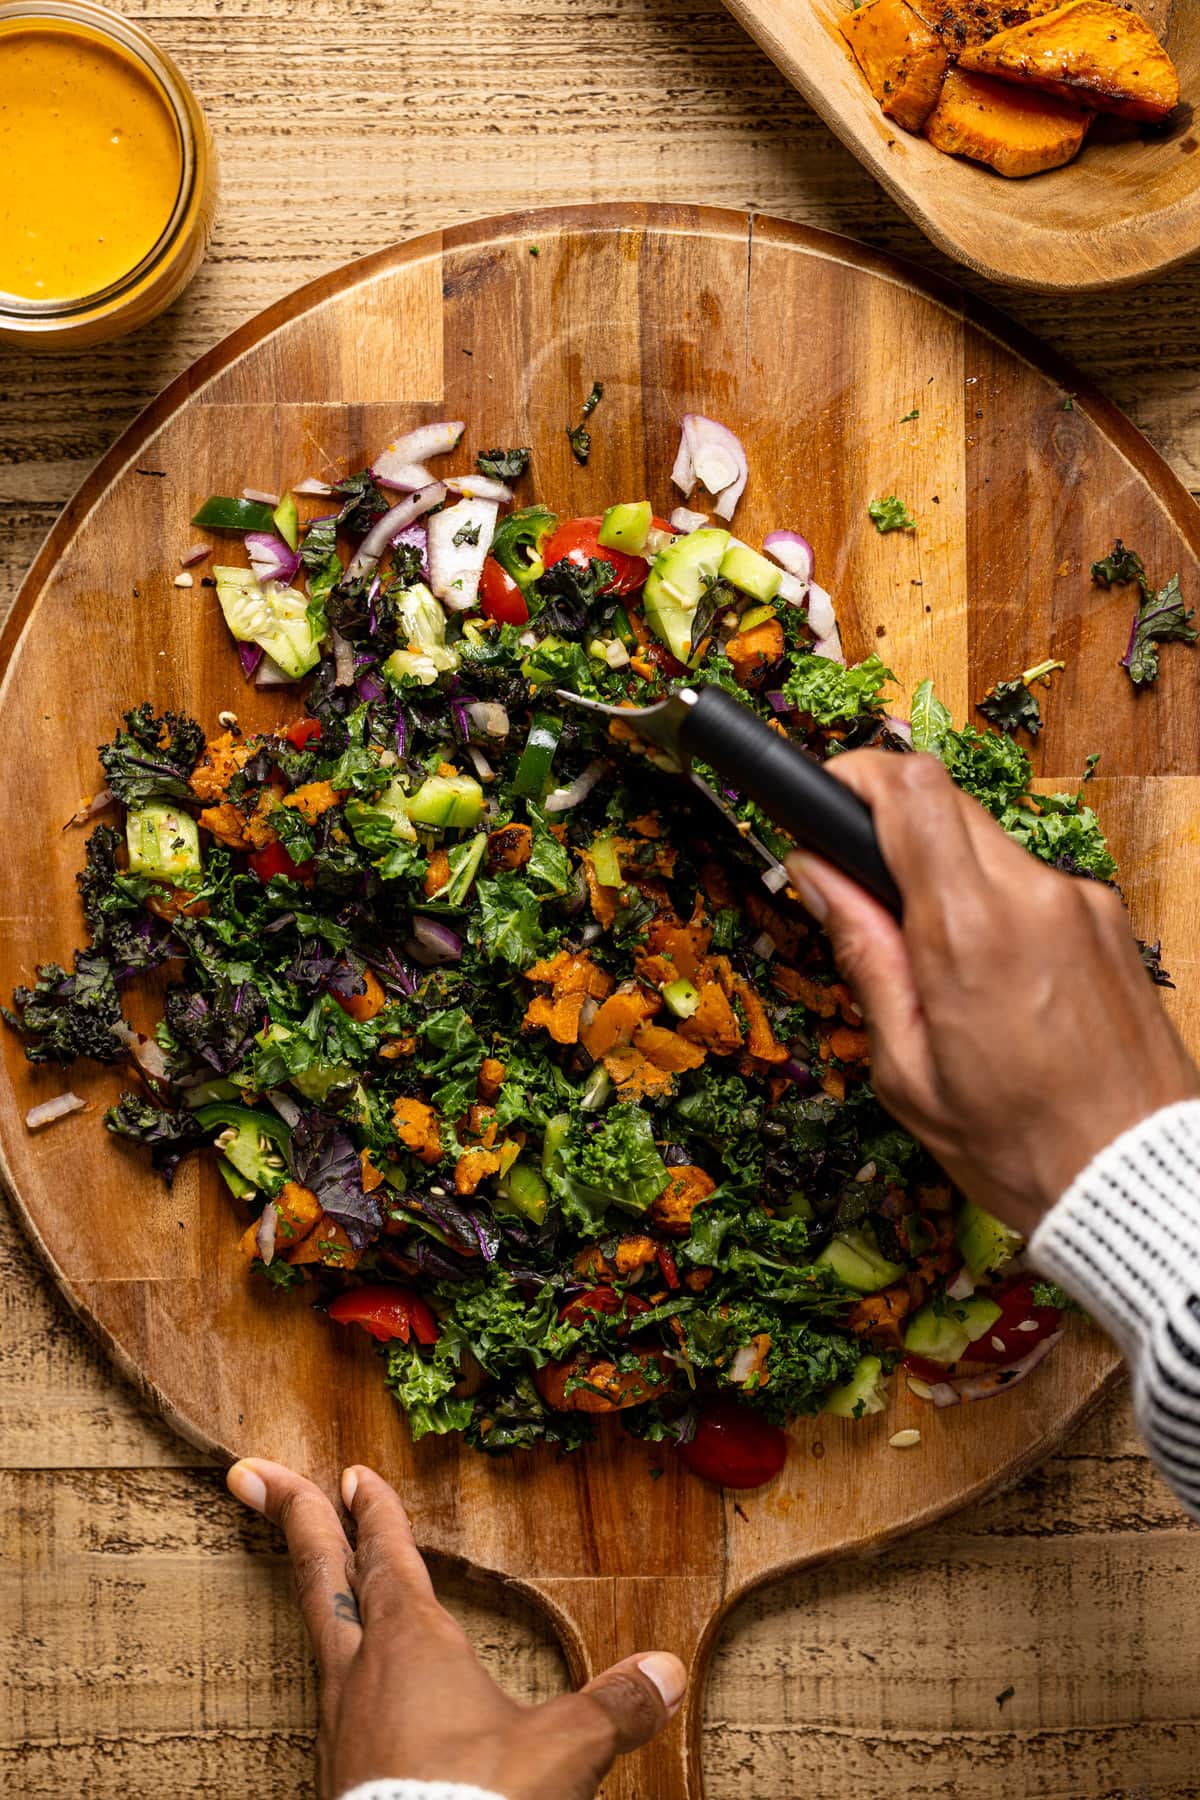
[899,408,919,422]
[867,495,915,534]
[163,976,263,1076]
[105,1092,208,1183]
[1090,540,1148,594]
[533,554,616,636]
[333,469,390,538]
[1138,939,1175,989]
[10,952,125,1065]
[1120,572,1196,689]
[1030,1281,1071,1310]
[98,703,205,805]
[566,423,591,466]
[476,448,531,480]
[581,380,604,417]
[976,659,1064,740]
[996,1686,1016,1710]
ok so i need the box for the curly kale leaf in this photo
[566,423,591,466]
[997,791,1117,881]
[385,1336,475,1442]
[414,1007,486,1121]
[1139,939,1175,989]
[77,825,177,975]
[10,952,125,1065]
[532,555,615,637]
[782,653,895,726]
[288,1110,381,1251]
[940,725,1030,816]
[1120,573,1196,689]
[1090,539,1150,595]
[98,703,205,805]
[476,447,531,480]
[909,678,952,757]
[475,875,549,968]
[977,679,1044,739]
[333,469,390,538]
[163,976,264,1075]
[867,495,915,534]
[104,1092,207,1183]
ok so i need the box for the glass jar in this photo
[0,0,216,349]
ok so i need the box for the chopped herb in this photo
[476,448,531,480]
[996,1686,1015,1710]
[867,495,916,534]
[567,424,591,466]
[581,380,604,417]
[1061,396,1075,411]
[452,521,482,548]
[529,245,540,257]
[899,408,919,423]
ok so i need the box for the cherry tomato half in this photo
[678,1399,788,1490]
[479,556,530,626]
[558,1285,652,1330]
[542,515,668,598]
[247,840,315,884]
[284,717,322,750]
[959,1278,1062,1364]
[328,1284,439,1346]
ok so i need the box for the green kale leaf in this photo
[475,875,548,968]
[782,653,895,725]
[98,703,205,805]
[476,448,531,480]
[867,495,915,534]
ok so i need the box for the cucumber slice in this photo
[642,526,730,665]
[822,1354,888,1418]
[408,774,485,829]
[214,566,322,679]
[599,501,652,556]
[444,831,488,905]
[126,803,202,881]
[273,492,299,551]
[815,1225,906,1293]
[590,835,622,888]
[904,1296,1003,1365]
[720,540,782,604]
[661,977,700,1019]
[956,1199,1023,1280]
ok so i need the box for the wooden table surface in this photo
[2,3,1198,1795]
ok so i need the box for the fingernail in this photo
[638,1653,687,1713]
[786,854,829,922]
[227,1460,267,1513]
[340,1467,359,1510]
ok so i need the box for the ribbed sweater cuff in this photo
[336,1784,507,1800]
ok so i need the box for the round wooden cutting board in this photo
[3,204,1199,1798]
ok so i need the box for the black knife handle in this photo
[677,685,902,918]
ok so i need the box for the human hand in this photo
[226,1457,686,1800]
[786,751,1200,1237]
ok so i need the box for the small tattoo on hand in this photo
[333,1590,361,1626]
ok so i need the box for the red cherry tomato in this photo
[958,1278,1062,1364]
[284,717,322,750]
[678,1398,788,1490]
[328,1285,439,1346]
[901,1352,953,1385]
[542,515,666,598]
[247,840,315,884]
[558,1285,652,1330]
[479,557,529,626]
[656,1245,680,1290]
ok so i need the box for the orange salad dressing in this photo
[0,20,182,303]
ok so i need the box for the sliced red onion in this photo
[669,505,709,534]
[246,532,302,586]
[765,690,789,714]
[64,788,115,828]
[946,1267,976,1301]
[407,916,464,966]
[775,569,809,607]
[25,1091,86,1130]
[293,476,334,497]
[238,641,265,681]
[466,743,495,784]
[544,758,606,814]
[812,624,845,667]
[372,456,436,493]
[930,1331,1064,1407]
[377,421,465,469]
[446,473,515,504]
[331,628,356,689]
[763,531,815,585]
[393,521,430,578]
[805,582,837,642]
[242,486,280,505]
[750,930,776,960]
[356,670,386,703]
[266,1087,302,1127]
[761,862,790,894]
[427,498,498,611]
[780,1057,818,1094]
[255,1201,279,1265]
[729,1336,771,1385]
[465,701,510,738]
[884,714,914,746]
[672,415,749,520]
[112,1021,172,1089]
[180,543,210,568]
[349,484,447,579]
[578,994,600,1033]
[255,653,295,686]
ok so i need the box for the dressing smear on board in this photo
[0,20,182,303]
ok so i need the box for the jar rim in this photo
[0,0,199,320]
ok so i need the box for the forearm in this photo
[1031,1099,1200,1520]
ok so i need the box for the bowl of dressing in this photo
[0,0,215,348]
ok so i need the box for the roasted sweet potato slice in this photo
[725,617,785,688]
[288,1219,359,1269]
[924,65,1090,175]
[602,1045,677,1100]
[958,0,1179,121]
[847,1283,912,1351]
[486,822,533,871]
[632,1022,707,1074]
[841,0,951,132]
[393,1096,443,1164]
[534,1349,674,1414]
[677,979,744,1056]
[910,0,1064,51]
[581,988,661,1059]
[523,990,587,1045]
[651,1164,717,1235]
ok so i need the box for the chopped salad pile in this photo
[10,414,1116,1482]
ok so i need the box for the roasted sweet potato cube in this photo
[957,0,1179,122]
[910,0,1064,51]
[924,65,1089,175]
[841,0,951,132]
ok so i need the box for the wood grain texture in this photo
[721,0,1200,292]
[1,8,1198,1795]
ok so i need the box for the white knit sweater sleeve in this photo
[335,1784,506,1800]
[1030,1098,1200,1519]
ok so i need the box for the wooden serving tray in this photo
[719,1,1198,292]
[3,204,1199,1797]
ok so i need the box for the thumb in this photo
[580,1652,687,1752]
[785,850,920,1052]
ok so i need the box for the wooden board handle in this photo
[516,1574,729,1799]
